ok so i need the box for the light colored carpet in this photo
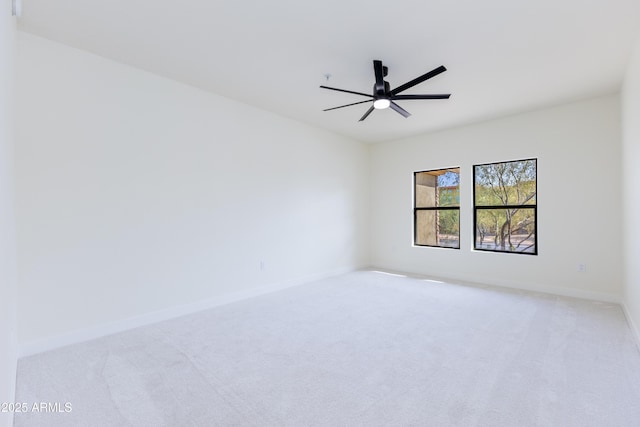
[14,271,640,426]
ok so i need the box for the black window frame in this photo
[473,158,538,255]
[413,167,461,249]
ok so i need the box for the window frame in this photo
[413,167,461,249]
[473,158,538,255]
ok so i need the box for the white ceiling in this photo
[17,0,640,143]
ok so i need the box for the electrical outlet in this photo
[577,263,586,273]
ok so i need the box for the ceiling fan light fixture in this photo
[373,98,391,109]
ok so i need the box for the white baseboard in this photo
[368,266,623,304]
[370,267,640,348]
[622,303,640,352]
[20,265,630,358]
[488,278,623,304]
[19,266,360,358]
[372,267,638,351]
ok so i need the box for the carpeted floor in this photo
[14,271,640,426]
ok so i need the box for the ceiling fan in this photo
[320,60,451,121]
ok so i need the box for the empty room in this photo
[2,0,640,426]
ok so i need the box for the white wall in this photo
[370,95,622,301]
[0,4,17,427]
[622,35,640,344]
[15,33,369,348]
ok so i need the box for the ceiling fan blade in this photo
[320,85,373,98]
[373,60,385,95]
[390,65,447,95]
[323,99,373,111]
[391,94,451,100]
[359,105,375,122]
[389,102,411,118]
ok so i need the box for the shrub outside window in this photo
[414,168,460,249]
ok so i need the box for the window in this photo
[474,158,537,254]
[414,168,460,249]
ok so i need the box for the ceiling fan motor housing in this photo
[374,81,391,99]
